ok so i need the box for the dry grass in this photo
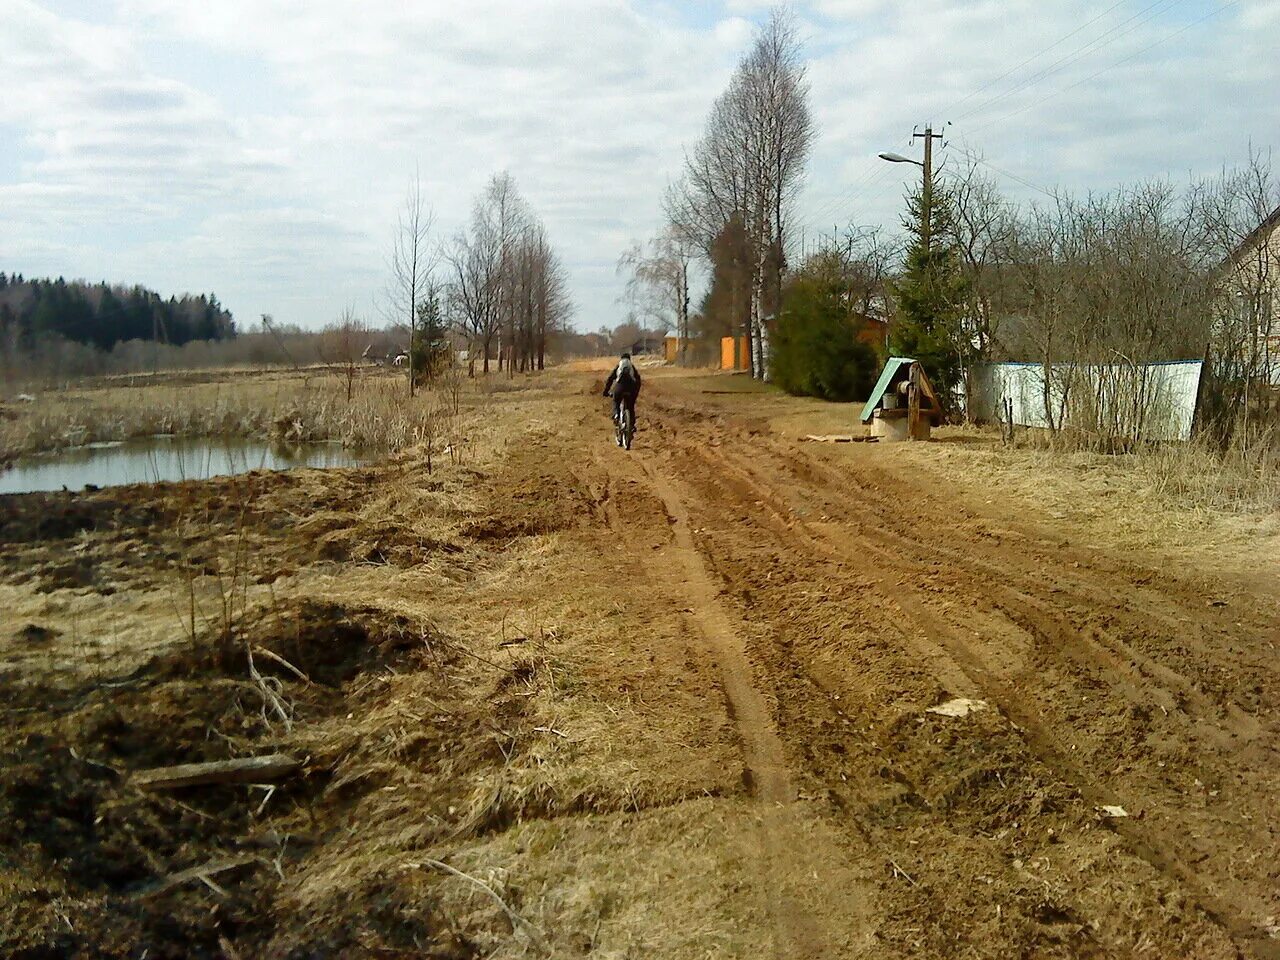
[911,423,1280,570]
[0,371,760,955]
[0,367,541,464]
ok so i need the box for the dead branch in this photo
[410,857,551,953]
[136,855,259,899]
[247,644,293,731]
[252,644,312,685]
[132,754,302,790]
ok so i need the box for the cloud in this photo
[0,0,1276,330]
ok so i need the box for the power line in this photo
[799,133,914,235]
[968,0,1240,136]
[940,0,1131,118]
[952,144,1059,198]
[800,2,1177,234]
[790,0,1233,254]
[952,0,1185,126]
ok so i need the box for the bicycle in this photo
[614,405,635,450]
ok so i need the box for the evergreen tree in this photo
[411,288,449,385]
[0,276,234,351]
[771,251,878,402]
[889,185,970,409]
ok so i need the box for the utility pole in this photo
[912,125,943,251]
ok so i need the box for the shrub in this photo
[771,275,878,402]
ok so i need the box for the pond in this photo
[0,437,370,495]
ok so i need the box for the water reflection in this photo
[0,437,368,494]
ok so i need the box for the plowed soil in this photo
[2,366,1277,959]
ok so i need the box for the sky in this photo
[1,0,1277,333]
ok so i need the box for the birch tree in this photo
[387,174,436,396]
[446,173,572,375]
[667,8,813,379]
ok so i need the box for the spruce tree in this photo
[889,185,969,409]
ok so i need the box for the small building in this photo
[663,335,695,363]
[859,357,941,441]
[719,336,750,371]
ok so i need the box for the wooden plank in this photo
[132,754,302,790]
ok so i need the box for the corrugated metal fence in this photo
[969,360,1204,442]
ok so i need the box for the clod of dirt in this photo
[247,600,426,687]
[16,623,59,644]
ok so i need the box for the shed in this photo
[629,336,665,357]
[720,336,750,371]
[859,357,941,441]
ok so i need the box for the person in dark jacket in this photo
[603,353,641,443]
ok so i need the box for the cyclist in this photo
[602,353,641,445]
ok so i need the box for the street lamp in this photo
[878,152,921,166]
[879,125,941,250]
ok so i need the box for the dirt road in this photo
[3,366,1277,958]
[555,369,1280,957]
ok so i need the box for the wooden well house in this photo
[858,357,942,441]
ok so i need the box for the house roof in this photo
[1224,203,1280,269]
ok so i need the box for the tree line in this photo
[0,273,234,354]
[384,170,572,393]
[619,7,1277,449]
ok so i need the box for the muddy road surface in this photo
[2,368,1277,958]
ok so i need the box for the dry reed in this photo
[0,370,507,463]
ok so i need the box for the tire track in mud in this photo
[761,434,1280,718]
[640,459,857,959]
[585,439,860,958]
[647,401,1279,957]
[715,432,1269,740]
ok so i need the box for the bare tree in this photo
[317,308,368,402]
[948,155,1018,358]
[526,225,573,370]
[1199,153,1280,440]
[999,183,1221,445]
[446,173,528,376]
[667,9,812,380]
[446,219,499,376]
[617,228,692,362]
[386,173,436,397]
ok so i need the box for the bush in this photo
[409,331,451,387]
[771,275,879,401]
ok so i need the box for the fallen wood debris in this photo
[137,855,259,899]
[888,858,918,886]
[802,434,878,443]
[407,858,552,953]
[132,754,303,790]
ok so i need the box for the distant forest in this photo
[0,273,235,351]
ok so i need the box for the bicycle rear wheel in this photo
[621,408,634,450]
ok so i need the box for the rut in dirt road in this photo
[588,434,873,958]
[640,460,837,959]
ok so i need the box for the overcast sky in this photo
[2,0,1276,333]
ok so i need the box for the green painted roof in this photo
[859,357,915,423]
